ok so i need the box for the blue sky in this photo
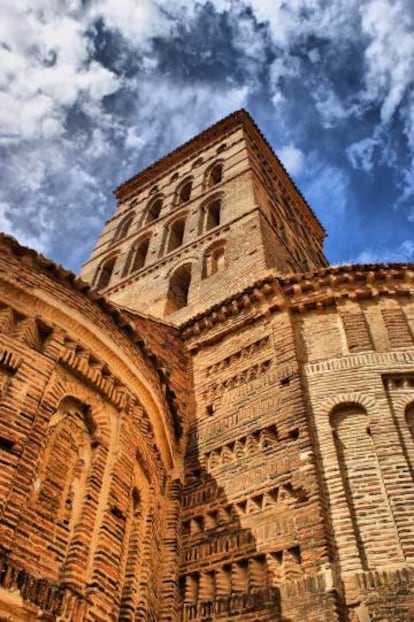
[0,0,413,272]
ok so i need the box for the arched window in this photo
[199,197,222,234]
[146,196,163,223]
[203,242,226,278]
[176,177,193,204]
[204,162,223,188]
[95,255,117,289]
[167,218,186,253]
[114,214,134,242]
[128,238,150,274]
[165,264,192,315]
[205,199,221,230]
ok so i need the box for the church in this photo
[0,110,413,621]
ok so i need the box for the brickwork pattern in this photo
[0,111,413,622]
[0,236,188,621]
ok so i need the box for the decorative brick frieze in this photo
[59,338,132,410]
[182,586,280,621]
[205,336,271,377]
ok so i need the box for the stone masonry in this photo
[0,110,413,620]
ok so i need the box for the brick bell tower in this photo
[81,110,327,323]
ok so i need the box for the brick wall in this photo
[0,236,187,621]
[179,265,414,621]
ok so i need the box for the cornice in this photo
[179,263,414,343]
[115,110,247,201]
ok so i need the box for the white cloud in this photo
[89,0,171,44]
[354,240,414,264]
[0,199,49,253]
[278,144,305,176]
[0,3,120,146]
[313,86,348,128]
[125,126,145,151]
[360,0,414,122]
[347,135,379,172]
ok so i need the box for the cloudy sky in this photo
[1,0,414,272]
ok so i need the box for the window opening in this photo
[146,198,162,223]
[206,163,223,187]
[131,238,150,272]
[96,256,117,289]
[205,200,221,230]
[165,264,192,315]
[114,214,133,242]
[178,179,192,204]
[203,243,225,278]
[167,219,185,252]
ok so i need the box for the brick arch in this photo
[10,372,122,590]
[161,211,189,256]
[165,262,193,316]
[199,190,224,209]
[113,212,135,242]
[36,400,93,528]
[404,403,414,448]
[203,238,227,254]
[164,208,190,229]
[321,392,377,424]
[144,193,164,225]
[389,394,414,464]
[123,233,152,276]
[203,160,224,189]
[165,256,197,280]
[327,398,404,571]
[43,370,112,445]
[94,252,119,290]
[390,393,414,418]
[174,175,193,206]
[198,192,224,235]
[12,393,102,583]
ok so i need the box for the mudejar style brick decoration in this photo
[0,111,413,621]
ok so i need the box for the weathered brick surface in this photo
[0,236,188,621]
[0,112,414,622]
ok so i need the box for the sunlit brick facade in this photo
[0,111,413,621]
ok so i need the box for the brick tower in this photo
[72,110,414,622]
[81,110,327,322]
